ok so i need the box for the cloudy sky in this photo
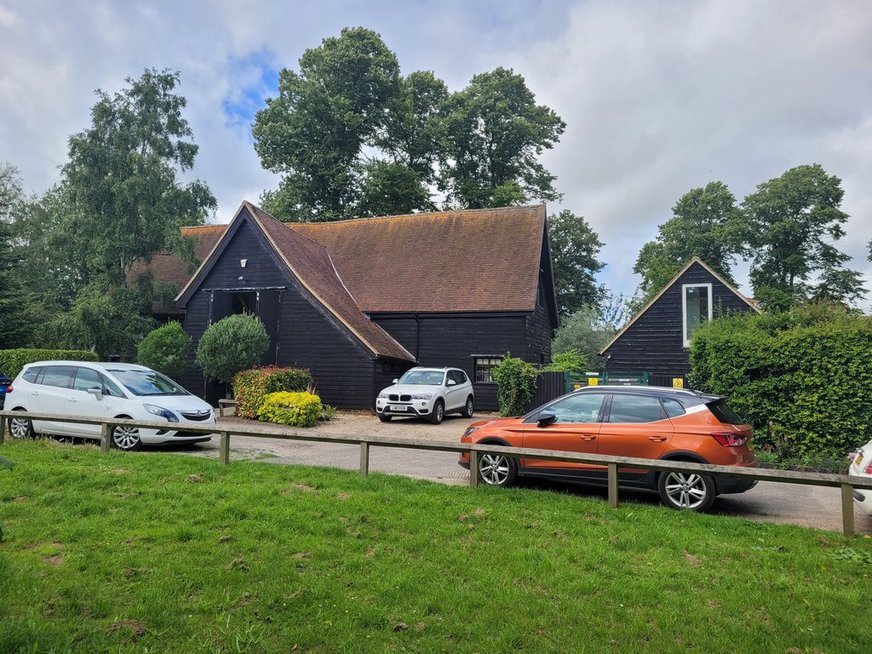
[2,0,871,304]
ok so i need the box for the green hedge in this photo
[232,367,314,419]
[492,354,539,417]
[688,305,872,458]
[0,349,99,379]
[257,391,323,427]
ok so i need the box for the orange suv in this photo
[459,385,757,511]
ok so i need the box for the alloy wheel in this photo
[479,453,511,486]
[112,426,141,451]
[9,417,31,439]
[662,472,708,509]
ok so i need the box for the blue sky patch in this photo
[222,49,280,136]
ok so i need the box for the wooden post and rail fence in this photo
[1,408,871,537]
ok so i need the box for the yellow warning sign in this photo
[672,378,684,389]
[588,377,599,386]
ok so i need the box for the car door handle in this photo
[67,398,77,402]
[580,435,597,441]
[648,436,667,442]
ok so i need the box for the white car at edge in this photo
[376,367,474,424]
[5,361,215,450]
[849,439,872,515]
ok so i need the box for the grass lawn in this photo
[1,439,871,653]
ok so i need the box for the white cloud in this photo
[1,0,870,304]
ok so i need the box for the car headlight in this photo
[378,391,389,398]
[410,393,433,400]
[144,404,179,423]
[462,427,479,438]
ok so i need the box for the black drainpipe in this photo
[415,313,421,361]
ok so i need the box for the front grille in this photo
[388,394,411,402]
[180,410,212,421]
[172,431,211,439]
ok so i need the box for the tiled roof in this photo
[289,205,547,313]
[242,203,415,362]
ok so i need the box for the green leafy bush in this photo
[233,366,314,419]
[0,349,98,379]
[257,391,323,427]
[195,314,269,384]
[542,350,583,373]
[137,322,191,379]
[689,304,872,458]
[492,354,539,417]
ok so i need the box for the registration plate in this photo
[855,451,865,466]
[389,405,408,412]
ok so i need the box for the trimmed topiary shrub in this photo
[689,304,872,458]
[492,354,539,417]
[0,349,98,379]
[257,391,323,427]
[195,314,269,384]
[233,366,314,419]
[137,322,191,379]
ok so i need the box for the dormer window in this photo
[682,283,712,347]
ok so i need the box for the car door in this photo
[596,392,674,478]
[31,365,77,435]
[69,366,107,438]
[445,371,465,411]
[521,392,607,475]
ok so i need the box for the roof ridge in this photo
[245,202,332,253]
[286,203,546,227]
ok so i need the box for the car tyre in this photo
[657,469,716,512]
[378,413,392,423]
[8,411,34,439]
[112,419,142,451]
[429,400,444,425]
[461,396,474,419]
[478,449,518,487]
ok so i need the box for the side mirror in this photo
[447,379,456,386]
[87,387,104,400]
[392,379,399,384]
[536,411,557,427]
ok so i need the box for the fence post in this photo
[841,484,855,537]
[359,441,370,476]
[220,431,230,465]
[100,422,111,453]
[607,463,619,508]
[0,416,6,444]
[469,450,478,488]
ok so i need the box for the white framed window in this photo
[473,356,503,383]
[682,283,712,347]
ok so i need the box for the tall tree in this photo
[633,181,745,302]
[61,68,215,287]
[253,27,401,220]
[0,163,29,348]
[441,67,565,209]
[548,210,605,317]
[742,164,862,310]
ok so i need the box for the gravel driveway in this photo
[193,411,872,535]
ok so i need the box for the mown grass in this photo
[1,439,871,653]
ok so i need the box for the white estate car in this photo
[5,361,215,451]
[376,367,474,424]
[849,439,872,515]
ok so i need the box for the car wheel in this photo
[8,411,34,439]
[429,400,444,425]
[657,470,716,512]
[461,396,474,419]
[478,450,518,487]
[112,421,142,451]
[378,413,392,423]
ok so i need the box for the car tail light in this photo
[711,431,748,447]
[4,385,11,393]
[865,461,872,475]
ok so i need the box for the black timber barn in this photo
[148,202,559,410]
[599,257,759,387]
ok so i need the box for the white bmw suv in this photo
[376,367,474,424]
[5,361,215,450]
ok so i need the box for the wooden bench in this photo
[217,399,237,418]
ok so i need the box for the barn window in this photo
[682,283,712,347]
[473,356,502,383]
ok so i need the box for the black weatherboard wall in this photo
[179,216,381,409]
[601,259,757,386]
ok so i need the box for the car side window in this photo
[661,398,686,418]
[22,367,41,383]
[607,394,667,423]
[454,370,468,385]
[545,393,606,424]
[72,367,102,392]
[101,375,125,398]
[41,366,75,389]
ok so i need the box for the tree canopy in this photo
[633,181,745,304]
[548,210,604,317]
[253,28,564,220]
[743,164,862,310]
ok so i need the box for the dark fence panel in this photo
[525,371,566,412]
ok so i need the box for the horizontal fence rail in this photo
[2,409,871,537]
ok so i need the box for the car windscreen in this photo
[706,399,746,425]
[398,370,445,385]
[109,370,189,396]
